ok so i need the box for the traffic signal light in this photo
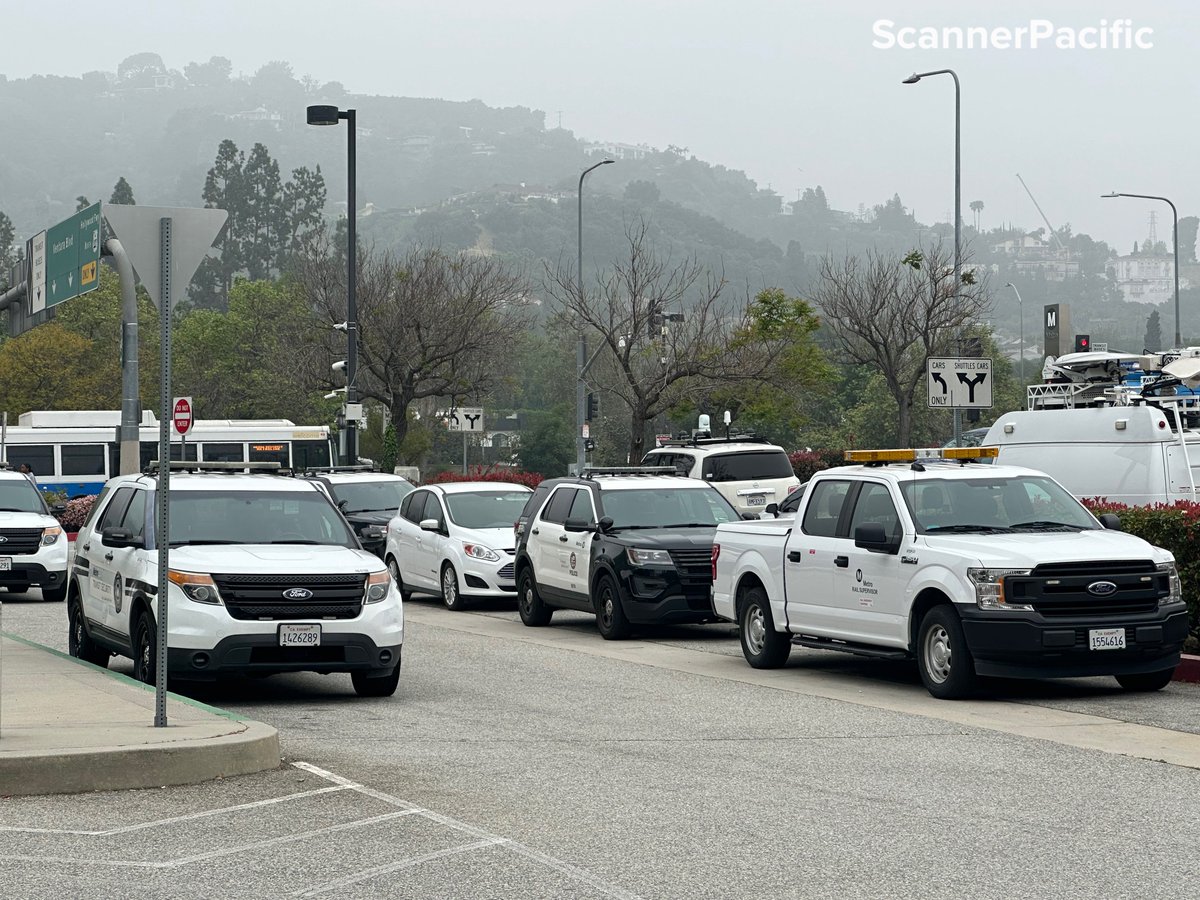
[1074,334,1091,352]
[584,437,596,452]
[586,392,599,421]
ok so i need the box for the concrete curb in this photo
[0,721,281,796]
[1174,653,1200,684]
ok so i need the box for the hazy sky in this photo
[5,0,1196,252]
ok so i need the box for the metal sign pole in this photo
[154,217,173,728]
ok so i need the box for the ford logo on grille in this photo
[282,587,314,600]
[1087,581,1118,597]
[0,536,7,543]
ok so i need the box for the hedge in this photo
[788,449,845,483]
[424,466,544,489]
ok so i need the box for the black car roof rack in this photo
[299,465,376,475]
[581,466,680,478]
[143,460,292,476]
[654,434,771,448]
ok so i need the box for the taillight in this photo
[711,543,721,581]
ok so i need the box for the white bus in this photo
[0,410,337,497]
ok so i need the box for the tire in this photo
[132,611,157,686]
[68,594,110,668]
[594,574,631,641]
[917,605,978,699]
[1116,669,1175,692]
[517,568,553,627]
[387,556,412,602]
[441,563,468,611]
[42,582,68,603]
[739,586,790,668]
[352,658,402,698]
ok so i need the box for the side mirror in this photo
[598,516,614,533]
[101,526,144,549]
[765,502,780,517]
[854,523,898,554]
[1098,513,1122,531]
[419,518,441,533]
[337,498,349,511]
[563,518,593,533]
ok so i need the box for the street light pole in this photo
[1102,192,1181,348]
[308,104,359,465]
[576,159,614,473]
[904,68,962,445]
[1005,282,1024,387]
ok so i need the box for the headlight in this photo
[462,542,500,562]
[967,567,1033,611]
[168,570,223,605]
[41,526,63,546]
[364,570,391,603]
[1157,562,1183,606]
[627,547,674,567]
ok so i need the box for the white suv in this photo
[0,467,69,602]
[641,437,799,516]
[67,463,404,697]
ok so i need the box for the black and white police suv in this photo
[514,467,740,639]
[0,464,69,602]
[67,461,404,697]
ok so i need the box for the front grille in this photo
[498,563,515,580]
[669,548,715,601]
[0,528,44,555]
[1011,560,1166,618]
[212,572,366,621]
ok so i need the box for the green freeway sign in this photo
[32,202,102,312]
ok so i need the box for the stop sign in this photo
[173,396,193,436]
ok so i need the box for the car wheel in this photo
[42,582,68,603]
[68,593,109,668]
[517,568,553,626]
[917,605,978,700]
[594,574,631,641]
[387,556,411,602]
[441,563,467,611]
[1115,669,1174,692]
[352,656,402,698]
[132,611,157,686]
[739,586,790,668]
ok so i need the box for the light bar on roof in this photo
[843,447,998,463]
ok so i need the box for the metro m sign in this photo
[1043,303,1071,358]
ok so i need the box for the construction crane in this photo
[1016,173,1068,253]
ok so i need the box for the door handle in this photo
[834,555,849,568]
[559,535,569,543]
[104,552,114,562]
[787,550,803,562]
[82,543,91,552]
[531,528,540,536]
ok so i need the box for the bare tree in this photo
[299,236,533,461]
[813,244,990,447]
[545,222,792,462]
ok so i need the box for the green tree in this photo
[0,323,107,416]
[282,165,327,258]
[241,143,286,280]
[1177,217,1198,264]
[75,196,91,212]
[198,139,246,302]
[1145,309,1163,352]
[109,177,135,205]
[183,56,232,87]
[0,210,15,278]
[516,408,573,475]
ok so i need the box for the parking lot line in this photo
[292,838,507,897]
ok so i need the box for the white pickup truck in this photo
[711,448,1189,698]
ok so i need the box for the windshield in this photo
[332,479,414,514]
[166,490,356,547]
[601,487,739,528]
[444,490,532,529]
[900,476,1099,534]
[701,451,794,482]
[0,477,47,514]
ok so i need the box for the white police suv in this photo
[67,462,404,697]
[0,465,69,602]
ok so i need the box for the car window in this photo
[519,485,551,520]
[801,480,852,538]
[96,487,135,533]
[567,488,596,524]
[164,489,355,547]
[597,487,738,527]
[899,476,1098,533]
[119,489,148,539]
[81,483,115,531]
[421,493,446,528]
[847,482,901,541]
[781,484,807,513]
[331,479,414,514]
[701,450,793,481]
[402,490,427,524]
[0,476,49,514]
[444,490,532,529]
[540,487,577,524]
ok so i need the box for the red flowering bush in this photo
[788,449,845,483]
[424,466,544,489]
[55,495,97,532]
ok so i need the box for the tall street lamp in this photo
[308,103,359,465]
[1005,282,1024,387]
[903,68,963,445]
[1102,192,1181,348]
[576,158,615,472]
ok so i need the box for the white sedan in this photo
[384,482,533,610]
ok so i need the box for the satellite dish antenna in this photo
[1162,357,1200,388]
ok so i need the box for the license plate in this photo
[746,496,767,507]
[1089,627,1126,651]
[279,624,322,647]
[0,558,9,571]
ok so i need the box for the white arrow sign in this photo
[927,357,993,409]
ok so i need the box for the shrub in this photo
[1083,498,1200,643]
[788,448,845,483]
[55,495,97,532]
[424,465,543,489]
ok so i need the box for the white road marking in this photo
[0,785,349,836]
[292,839,506,896]
[294,762,645,900]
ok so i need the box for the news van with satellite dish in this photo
[985,349,1200,505]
